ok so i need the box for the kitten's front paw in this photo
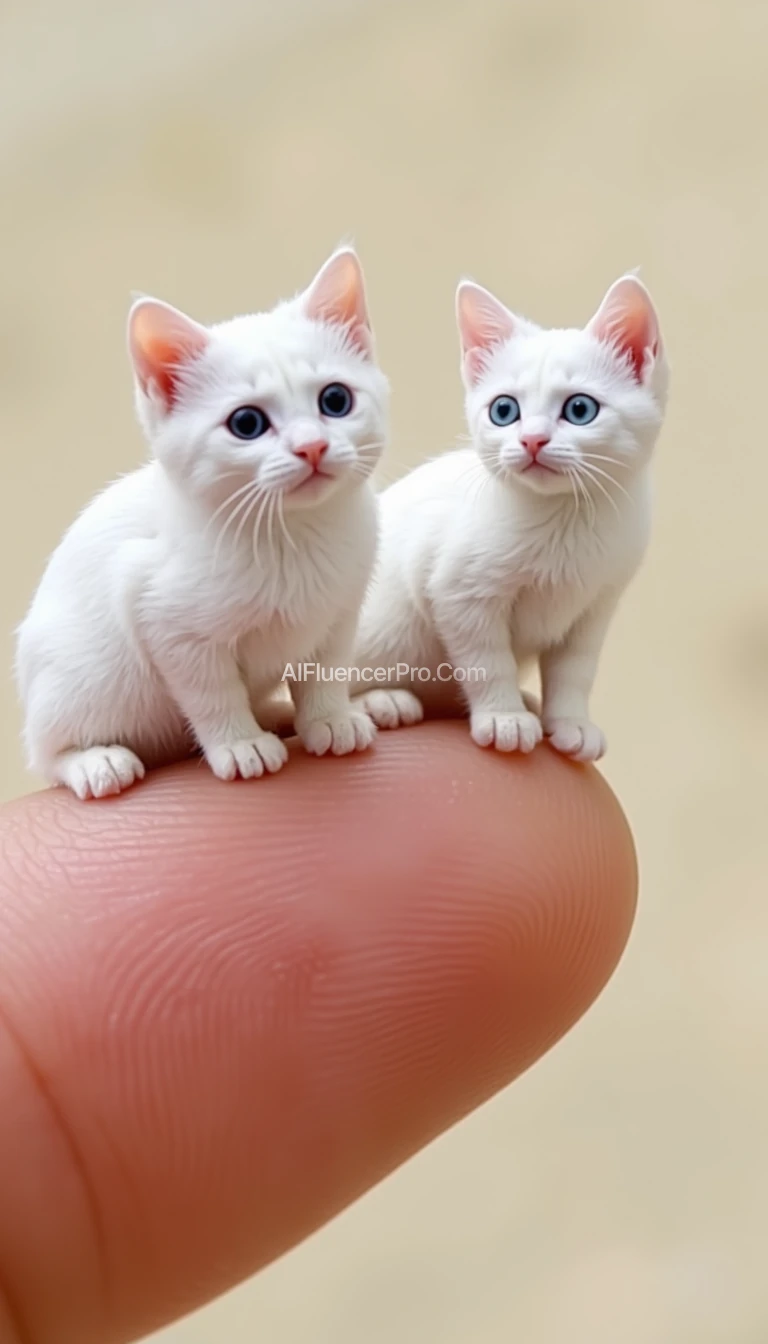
[298,710,377,757]
[358,689,424,730]
[56,746,146,800]
[470,710,542,754]
[207,733,288,780]
[544,717,606,763]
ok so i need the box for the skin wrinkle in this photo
[0,726,636,1344]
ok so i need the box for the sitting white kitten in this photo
[353,273,668,761]
[16,248,387,798]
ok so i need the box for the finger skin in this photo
[0,724,636,1344]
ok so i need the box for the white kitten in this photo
[353,274,668,761]
[16,248,388,799]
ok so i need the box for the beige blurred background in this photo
[1,0,767,1340]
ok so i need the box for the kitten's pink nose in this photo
[292,439,329,472]
[520,430,551,456]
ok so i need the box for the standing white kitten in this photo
[16,248,387,798]
[353,274,668,761]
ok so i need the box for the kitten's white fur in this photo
[353,274,668,761]
[16,248,388,798]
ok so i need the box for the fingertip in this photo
[0,725,637,1344]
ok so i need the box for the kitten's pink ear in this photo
[456,282,517,383]
[302,248,373,357]
[587,275,661,382]
[128,298,209,408]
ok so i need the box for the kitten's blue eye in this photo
[319,383,354,417]
[227,406,270,440]
[562,394,599,426]
[488,395,521,427]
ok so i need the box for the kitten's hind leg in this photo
[356,688,424,730]
[48,746,146,800]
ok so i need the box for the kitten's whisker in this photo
[357,443,391,465]
[249,488,274,559]
[580,452,632,472]
[266,491,278,560]
[277,491,298,552]
[565,467,581,510]
[205,479,257,537]
[572,468,597,527]
[231,486,265,554]
[565,467,583,516]
[456,459,492,487]
[212,485,261,570]
[541,453,613,519]
[456,462,492,508]
[578,459,633,504]
[576,463,621,518]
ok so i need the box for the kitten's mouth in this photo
[519,460,560,476]
[288,468,336,496]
